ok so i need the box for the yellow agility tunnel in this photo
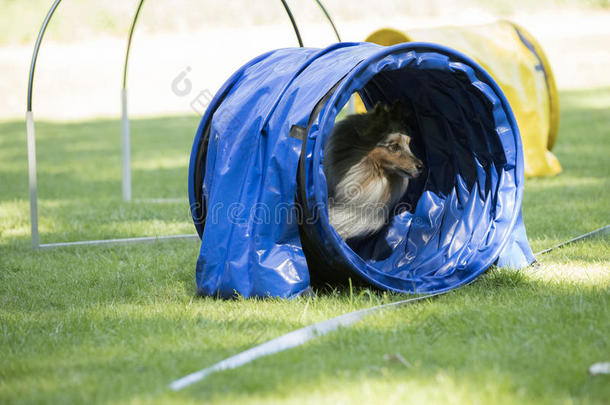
[363,21,562,178]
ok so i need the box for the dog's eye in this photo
[388,143,401,153]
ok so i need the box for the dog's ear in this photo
[365,108,390,140]
[371,102,386,117]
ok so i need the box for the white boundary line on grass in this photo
[532,224,609,256]
[169,224,609,391]
[169,292,443,391]
[39,234,199,249]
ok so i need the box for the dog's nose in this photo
[416,162,424,171]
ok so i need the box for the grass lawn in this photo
[0,87,609,404]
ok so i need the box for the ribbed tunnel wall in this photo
[188,42,534,298]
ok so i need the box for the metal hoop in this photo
[25,0,342,248]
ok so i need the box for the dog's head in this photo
[360,101,424,178]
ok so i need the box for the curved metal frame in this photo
[25,0,342,249]
[314,0,341,42]
[119,0,145,202]
[122,1,146,90]
[280,0,304,47]
[26,0,62,249]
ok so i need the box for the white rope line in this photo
[39,234,199,249]
[169,292,443,391]
[533,224,609,256]
[169,224,609,391]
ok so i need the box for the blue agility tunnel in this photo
[188,42,535,298]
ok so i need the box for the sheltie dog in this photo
[324,101,424,240]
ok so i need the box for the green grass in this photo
[1,87,609,404]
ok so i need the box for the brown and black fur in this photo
[324,101,423,240]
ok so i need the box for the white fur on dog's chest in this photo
[327,165,409,240]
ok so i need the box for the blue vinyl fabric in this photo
[188,42,535,298]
